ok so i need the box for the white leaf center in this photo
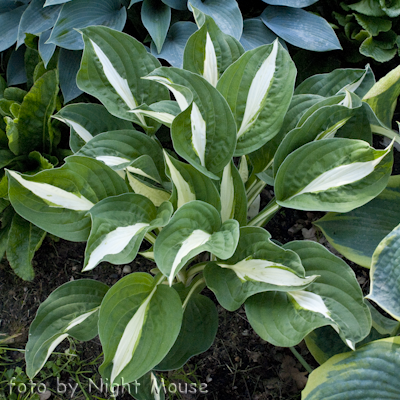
[203,33,218,87]
[191,102,207,167]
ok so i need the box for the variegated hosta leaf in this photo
[294,65,375,98]
[128,100,181,128]
[75,129,168,185]
[273,92,368,174]
[217,40,296,156]
[26,280,109,379]
[315,175,400,268]
[145,67,237,178]
[135,371,166,400]
[302,337,400,400]
[154,201,239,285]
[367,223,400,320]
[76,26,169,133]
[220,161,247,226]
[275,138,393,212]
[7,156,128,241]
[204,227,316,311]
[155,285,218,371]
[163,151,221,211]
[245,241,371,348]
[53,103,133,153]
[83,194,173,271]
[99,273,182,385]
[183,11,244,86]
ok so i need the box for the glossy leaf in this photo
[245,241,371,348]
[26,279,109,378]
[83,194,173,271]
[154,201,239,285]
[261,6,341,51]
[99,273,182,384]
[217,41,295,156]
[47,0,127,50]
[302,337,400,399]
[7,156,128,241]
[275,138,393,212]
[315,175,400,268]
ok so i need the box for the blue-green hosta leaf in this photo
[77,26,169,132]
[150,21,197,68]
[39,29,56,68]
[163,151,220,211]
[367,223,400,320]
[217,41,296,156]
[155,290,218,371]
[188,0,243,40]
[162,0,186,10]
[26,279,109,379]
[145,67,236,177]
[205,227,317,311]
[154,201,239,285]
[7,156,128,241]
[240,18,281,51]
[294,66,375,99]
[220,161,247,226]
[129,101,181,128]
[275,138,393,212]
[17,0,61,48]
[75,129,167,184]
[47,0,127,50]
[0,5,27,52]
[273,92,367,174]
[53,103,133,153]
[142,0,171,54]
[44,0,72,5]
[99,273,182,385]
[58,49,84,103]
[245,241,371,348]
[6,46,27,86]
[7,70,58,155]
[183,13,244,86]
[363,64,400,128]
[262,0,318,6]
[302,337,400,400]
[83,194,173,271]
[261,6,341,51]
[315,175,400,268]
[6,213,46,281]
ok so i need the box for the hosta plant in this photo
[7,10,400,398]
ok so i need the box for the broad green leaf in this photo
[354,13,392,36]
[134,372,166,400]
[142,0,171,53]
[240,18,280,51]
[77,26,168,132]
[163,152,220,211]
[26,279,109,378]
[53,103,133,153]
[245,241,371,348]
[76,129,167,183]
[295,66,375,98]
[220,161,247,226]
[315,175,400,268]
[99,273,182,384]
[154,201,239,285]
[155,290,218,370]
[360,33,397,63]
[205,227,315,311]
[261,6,341,51]
[145,67,236,177]
[47,0,126,50]
[8,70,58,155]
[302,337,400,400]
[7,156,128,241]
[363,64,400,127]
[275,138,393,212]
[348,0,386,16]
[17,0,61,48]
[150,21,197,69]
[129,100,181,128]
[6,213,46,281]
[380,0,400,16]
[367,223,400,320]
[188,0,243,40]
[217,41,296,156]
[183,12,244,85]
[83,194,173,271]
